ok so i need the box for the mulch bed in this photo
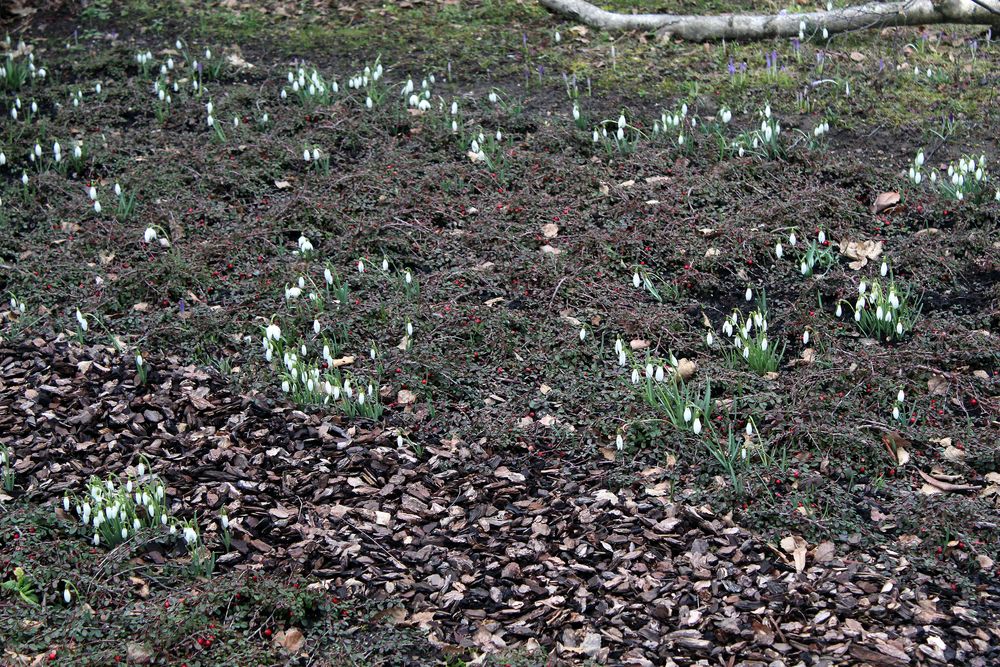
[2,338,998,665]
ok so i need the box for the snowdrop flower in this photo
[822,27,829,39]
[405,270,413,284]
[303,148,311,162]
[761,337,769,351]
[895,322,903,335]
[489,91,498,104]
[93,533,100,546]
[313,319,321,335]
[297,275,305,289]
[897,389,905,403]
[706,331,714,346]
[692,418,702,434]
[21,172,29,186]
[789,232,797,246]
[632,272,642,288]
[800,261,809,275]
[407,321,414,336]
[892,405,900,420]
[266,323,281,341]
[281,380,290,393]
[915,150,925,167]
[183,526,198,544]
[720,108,732,124]
[745,286,753,302]
[775,242,783,259]
[683,406,692,422]
[312,148,320,161]
[94,200,102,214]
[858,281,867,295]
[645,363,654,379]
[631,368,640,384]
[655,365,665,382]
[803,330,810,345]
[324,268,333,285]
[817,229,826,244]
[880,261,889,277]
[63,588,72,604]
[578,327,587,342]
[835,303,843,318]
[76,308,88,331]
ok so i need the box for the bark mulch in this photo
[2,338,998,665]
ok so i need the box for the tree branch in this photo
[538,0,1000,41]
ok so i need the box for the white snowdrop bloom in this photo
[789,232,797,246]
[817,229,826,244]
[743,347,750,359]
[281,380,290,393]
[692,418,702,435]
[800,261,809,275]
[683,406,692,423]
[297,275,305,289]
[775,242,783,259]
[803,330,810,345]
[632,272,642,288]
[892,405,900,420]
[761,337,769,351]
[855,310,862,322]
[645,363,654,379]
[654,366,665,382]
[357,391,366,406]
[858,281,867,295]
[881,262,888,277]
[579,328,586,341]
[618,350,627,366]
[876,305,884,320]
[835,303,843,318]
[313,319,321,335]
[615,434,623,451]
[896,322,903,335]
[897,389,905,403]
[303,148,311,161]
[407,321,414,336]
[745,287,753,302]
[324,268,333,285]
[93,533,100,546]
[358,260,365,273]
[404,270,413,284]
[76,308,88,331]
[631,368,640,384]
[94,201,102,214]
[706,331,713,346]
[312,148,320,161]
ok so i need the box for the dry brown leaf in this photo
[274,628,305,653]
[541,223,559,238]
[397,389,417,405]
[780,535,808,573]
[871,192,900,213]
[839,239,883,269]
[674,358,697,382]
[274,179,292,189]
[927,374,948,395]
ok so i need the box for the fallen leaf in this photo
[839,239,883,269]
[871,191,900,213]
[397,389,417,405]
[780,535,808,573]
[927,374,948,395]
[274,179,292,189]
[274,628,305,653]
[541,223,559,238]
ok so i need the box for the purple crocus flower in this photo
[728,58,736,75]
